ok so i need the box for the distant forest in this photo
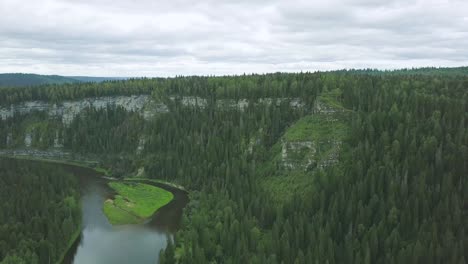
[0,73,126,88]
[0,66,466,88]
[337,66,468,76]
[0,73,78,87]
[0,68,466,263]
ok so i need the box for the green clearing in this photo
[259,92,351,205]
[283,114,348,142]
[318,88,346,110]
[103,199,140,225]
[103,182,174,225]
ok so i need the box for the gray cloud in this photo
[0,0,467,76]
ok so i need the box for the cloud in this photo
[0,0,467,76]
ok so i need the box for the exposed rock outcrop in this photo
[281,140,316,170]
[0,95,152,124]
[1,96,305,124]
[281,139,342,171]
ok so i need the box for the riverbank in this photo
[3,155,185,226]
[2,155,189,264]
[0,156,84,264]
[0,153,110,176]
[56,225,81,264]
[124,177,187,192]
[61,164,188,264]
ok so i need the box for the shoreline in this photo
[0,153,103,173]
[0,154,187,192]
[1,155,189,260]
[57,226,82,264]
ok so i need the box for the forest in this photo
[0,74,78,87]
[0,158,81,264]
[0,69,466,263]
[0,74,125,88]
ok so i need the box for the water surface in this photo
[62,166,188,264]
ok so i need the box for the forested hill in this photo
[335,66,468,76]
[0,69,467,263]
[0,73,78,87]
[66,76,128,83]
[0,73,127,87]
[2,66,467,89]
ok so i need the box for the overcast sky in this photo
[0,0,467,77]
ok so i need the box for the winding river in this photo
[60,165,188,264]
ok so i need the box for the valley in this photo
[0,71,466,264]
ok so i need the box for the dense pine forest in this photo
[0,69,467,263]
[0,159,81,264]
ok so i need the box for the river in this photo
[61,165,188,264]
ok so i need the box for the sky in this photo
[0,0,467,77]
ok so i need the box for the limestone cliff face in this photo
[0,95,155,155]
[0,96,305,124]
[277,96,347,171]
[0,95,307,159]
[280,139,341,171]
[281,140,316,170]
[0,95,153,124]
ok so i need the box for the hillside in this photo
[66,76,128,83]
[258,88,351,204]
[335,66,468,76]
[0,73,128,87]
[0,73,78,87]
